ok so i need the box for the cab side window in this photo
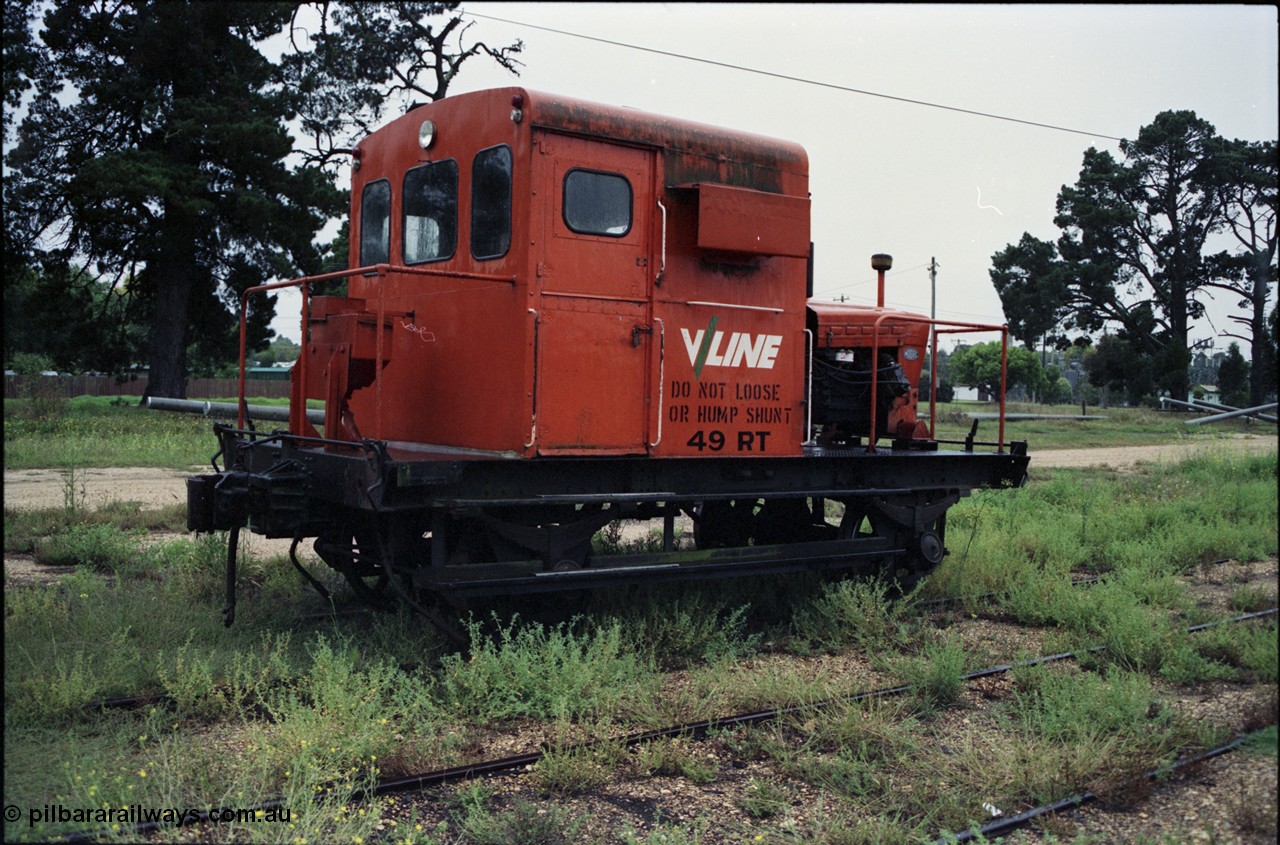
[359,179,391,266]
[563,169,631,237]
[471,145,512,259]
[403,160,458,263]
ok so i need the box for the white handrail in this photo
[656,198,667,285]
[524,308,539,450]
[803,328,815,444]
[649,318,665,449]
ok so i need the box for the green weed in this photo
[997,665,1188,805]
[611,592,759,669]
[533,738,628,795]
[1190,620,1279,683]
[633,737,719,783]
[262,634,449,783]
[458,797,585,845]
[890,635,969,715]
[4,397,214,469]
[33,522,143,572]
[754,802,924,844]
[1242,724,1278,757]
[437,616,656,722]
[792,576,918,653]
[4,501,187,554]
[1230,583,1278,613]
[805,698,922,764]
[619,816,711,845]
[740,777,793,819]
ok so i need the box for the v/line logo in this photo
[681,316,783,378]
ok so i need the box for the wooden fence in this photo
[4,375,290,400]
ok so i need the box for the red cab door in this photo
[533,132,655,454]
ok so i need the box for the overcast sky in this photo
[275,3,1277,351]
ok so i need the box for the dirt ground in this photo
[3,435,1275,513]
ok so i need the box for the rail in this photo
[237,264,517,431]
[866,314,1010,452]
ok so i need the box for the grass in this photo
[2,405,1276,842]
[2,395,310,470]
[927,450,1278,600]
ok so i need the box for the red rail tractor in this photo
[187,88,1028,626]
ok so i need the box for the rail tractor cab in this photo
[297,87,813,459]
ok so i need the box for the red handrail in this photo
[236,264,516,430]
[866,314,1010,453]
[237,264,391,429]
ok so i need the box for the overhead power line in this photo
[465,10,1126,143]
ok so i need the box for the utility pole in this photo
[928,257,938,322]
[928,257,938,387]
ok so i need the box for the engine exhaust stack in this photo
[871,253,893,308]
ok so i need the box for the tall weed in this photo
[33,523,143,573]
[437,616,656,721]
[610,592,758,669]
[792,576,918,653]
[889,635,969,715]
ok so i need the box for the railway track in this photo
[55,607,1276,844]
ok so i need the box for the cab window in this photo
[563,169,631,237]
[403,160,458,263]
[471,145,512,259]
[359,180,390,265]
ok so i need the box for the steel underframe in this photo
[214,426,1027,511]
[200,424,1029,596]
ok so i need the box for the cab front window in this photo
[471,145,512,259]
[403,160,458,263]
[359,179,390,266]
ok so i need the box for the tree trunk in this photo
[1169,282,1191,402]
[142,258,194,400]
[1247,251,1273,406]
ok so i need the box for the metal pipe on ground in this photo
[1162,396,1277,424]
[1185,402,1278,425]
[144,396,324,425]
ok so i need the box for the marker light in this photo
[418,119,437,150]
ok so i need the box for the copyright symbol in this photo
[3,805,21,822]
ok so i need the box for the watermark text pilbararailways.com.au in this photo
[6,803,292,827]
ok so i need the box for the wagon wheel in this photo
[834,498,909,585]
[837,499,876,540]
[314,525,391,606]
